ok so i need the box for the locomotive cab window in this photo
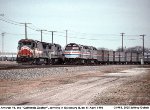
[23,42,31,46]
[18,41,32,49]
[18,42,23,49]
[65,44,80,51]
[65,46,80,50]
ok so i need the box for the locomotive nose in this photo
[19,48,33,57]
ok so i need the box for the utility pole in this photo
[1,32,5,53]
[140,34,145,60]
[120,33,125,52]
[36,30,47,42]
[20,23,31,39]
[65,30,68,45]
[1,32,5,61]
[48,31,56,44]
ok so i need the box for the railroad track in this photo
[0,64,99,70]
[0,63,148,70]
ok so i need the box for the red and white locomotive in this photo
[17,39,63,64]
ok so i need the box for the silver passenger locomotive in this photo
[64,43,98,64]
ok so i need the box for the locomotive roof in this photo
[66,43,97,50]
[66,43,81,47]
[41,42,61,47]
[18,39,36,42]
[82,45,90,49]
[54,43,61,47]
[67,43,80,45]
[18,39,61,47]
[90,46,97,50]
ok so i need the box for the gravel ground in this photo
[0,65,138,80]
[0,66,149,105]
[89,68,150,105]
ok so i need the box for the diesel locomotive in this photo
[64,43,98,64]
[16,39,63,64]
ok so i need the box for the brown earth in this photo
[89,69,150,105]
[0,65,150,105]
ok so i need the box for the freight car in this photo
[16,39,63,64]
[144,52,150,64]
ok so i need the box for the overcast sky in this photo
[0,0,150,52]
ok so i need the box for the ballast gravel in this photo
[0,65,137,80]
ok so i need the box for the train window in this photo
[42,44,47,49]
[65,46,80,50]
[85,47,88,49]
[65,47,72,50]
[22,42,31,46]
[32,43,35,48]
[49,46,52,49]
[72,47,79,50]
[18,41,32,49]
[18,42,23,49]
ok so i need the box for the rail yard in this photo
[0,61,149,105]
[0,0,150,107]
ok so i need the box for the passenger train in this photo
[64,43,150,64]
[16,39,150,65]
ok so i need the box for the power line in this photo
[70,30,119,37]
[0,16,42,32]
[5,32,38,36]
[0,15,21,24]
[27,25,37,31]
[5,32,24,36]
[30,24,40,30]
[0,16,149,49]
[0,18,23,26]
[68,36,120,41]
